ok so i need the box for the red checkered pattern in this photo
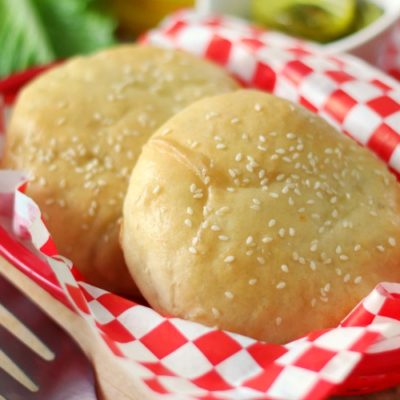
[2,10,400,400]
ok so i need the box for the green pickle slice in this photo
[353,0,383,31]
[251,0,358,43]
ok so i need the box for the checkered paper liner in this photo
[2,13,400,400]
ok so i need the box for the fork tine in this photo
[0,277,66,350]
[0,276,98,399]
[0,324,49,388]
[0,365,37,400]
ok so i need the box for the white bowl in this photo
[195,0,400,64]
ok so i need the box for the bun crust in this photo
[122,90,400,342]
[3,45,239,294]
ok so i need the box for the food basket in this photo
[2,10,400,400]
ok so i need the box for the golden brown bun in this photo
[121,89,400,343]
[3,45,239,295]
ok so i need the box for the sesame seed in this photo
[269,192,279,199]
[235,153,242,162]
[320,297,329,303]
[335,245,342,255]
[219,235,229,241]
[211,307,220,318]
[275,317,282,326]
[343,273,351,283]
[246,164,254,173]
[216,143,227,150]
[257,256,265,265]
[38,177,47,186]
[339,254,349,261]
[311,299,317,307]
[377,245,385,252]
[259,135,266,143]
[309,261,317,271]
[278,228,285,238]
[188,247,197,254]
[187,207,194,215]
[286,132,296,140]
[246,250,254,256]
[354,276,362,284]
[276,281,286,289]
[184,219,192,227]
[262,236,273,243]
[354,244,361,252]
[268,219,276,228]
[224,256,235,263]
[193,193,204,199]
[211,225,221,232]
[228,169,237,178]
[153,185,160,195]
[324,283,331,292]
[257,145,267,152]
[288,228,296,237]
[388,237,396,247]
[281,264,289,273]
[249,278,257,285]
[310,243,318,252]
[276,174,285,182]
[224,291,234,300]
[335,268,342,276]
[206,111,219,120]
[252,198,261,205]
[192,237,199,246]
[231,117,240,124]
[190,183,197,193]
[254,103,262,111]
[246,236,254,245]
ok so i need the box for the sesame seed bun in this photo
[3,45,239,295]
[121,89,400,343]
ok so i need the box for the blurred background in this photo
[0,0,194,78]
[0,0,387,78]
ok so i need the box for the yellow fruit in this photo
[110,0,194,36]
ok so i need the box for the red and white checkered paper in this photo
[2,11,400,400]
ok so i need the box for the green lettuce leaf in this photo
[0,0,117,77]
